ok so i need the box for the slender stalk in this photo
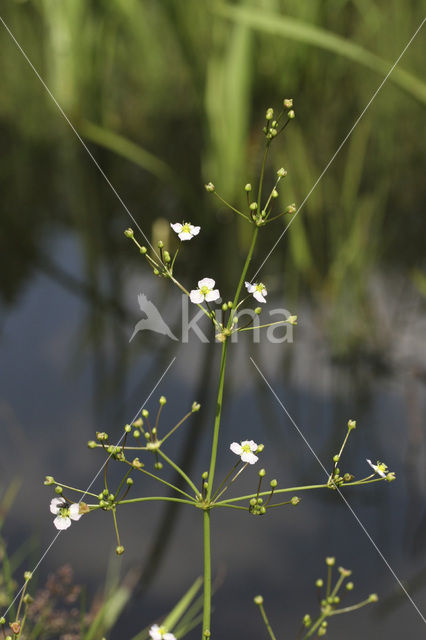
[117,496,195,506]
[229,227,259,324]
[122,459,195,500]
[202,510,212,638]
[157,449,200,498]
[257,601,278,640]
[213,191,250,221]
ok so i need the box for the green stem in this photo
[206,340,229,501]
[229,227,259,325]
[257,601,278,640]
[304,613,327,639]
[123,459,195,500]
[213,191,250,221]
[117,496,195,506]
[202,510,212,638]
[157,449,200,498]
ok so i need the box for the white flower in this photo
[50,497,83,530]
[170,222,200,241]
[190,278,220,304]
[230,440,259,465]
[149,624,176,640]
[366,459,387,478]
[245,281,267,303]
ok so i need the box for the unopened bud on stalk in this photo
[288,110,295,119]
[271,189,279,198]
[326,557,335,566]
[291,496,300,505]
[140,246,147,254]
[116,545,125,555]
[347,419,356,430]
[283,98,293,109]
[250,202,258,211]
[266,108,274,120]
[316,579,324,588]
[124,228,134,238]
[159,395,167,405]
[254,595,263,605]
[270,479,277,488]
[259,468,266,477]
[163,251,171,262]
[205,182,215,192]
[245,183,252,192]
[44,476,55,485]
[255,307,262,315]
[192,402,201,412]
[54,486,63,495]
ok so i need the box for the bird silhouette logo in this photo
[129,294,178,342]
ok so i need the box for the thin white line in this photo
[1,357,176,619]
[250,356,426,624]
[0,15,160,261]
[251,17,426,281]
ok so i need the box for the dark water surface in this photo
[0,232,425,639]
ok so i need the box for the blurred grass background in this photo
[1,0,425,359]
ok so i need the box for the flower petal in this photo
[205,289,220,302]
[149,625,161,640]
[69,503,83,521]
[198,277,215,289]
[230,442,242,455]
[244,440,258,452]
[189,225,200,236]
[245,281,255,293]
[50,497,65,515]
[178,231,193,241]
[190,289,204,304]
[366,459,386,478]
[163,634,176,640]
[54,515,71,530]
[170,223,183,233]
[241,451,258,465]
[253,290,266,303]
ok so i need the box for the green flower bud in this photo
[266,108,274,120]
[44,476,55,485]
[140,246,147,254]
[288,110,295,119]
[163,251,171,263]
[0,617,5,625]
[155,462,163,470]
[368,593,379,602]
[286,203,296,214]
[202,471,208,480]
[346,582,354,591]
[116,545,125,555]
[142,409,149,418]
[326,557,335,566]
[260,506,266,514]
[124,424,131,433]
[333,454,340,462]
[227,301,233,308]
[158,240,164,249]
[159,395,167,406]
[103,489,109,496]
[24,571,33,581]
[270,128,277,137]
[126,477,133,485]
[23,594,33,604]
[271,189,279,198]
[250,202,258,210]
[54,486,63,495]
[303,614,312,627]
[270,479,278,488]
[255,307,262,315]
[205,182,215,192]
[124,228,134,238]
[245,183,252,192]
[315,579,324,588]
[153,268,160,276]
[222,303,228,311]
[250,498,257,506]
[277,167,287,178]
[192,401,201,412]
[254,595,263,605]
[257,498,263,505]
[291,496,300,505]
[259,468,266,477]
[347,419,356,430]
[283,98,293,109]
[257,444,264,452]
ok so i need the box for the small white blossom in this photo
[149,624,176,640]
[245,281,267,303]
[366,459,387,478]
[50,498,82,530]
[230,440,259,465]
[170,222,200,241]
[190,278,220,304]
